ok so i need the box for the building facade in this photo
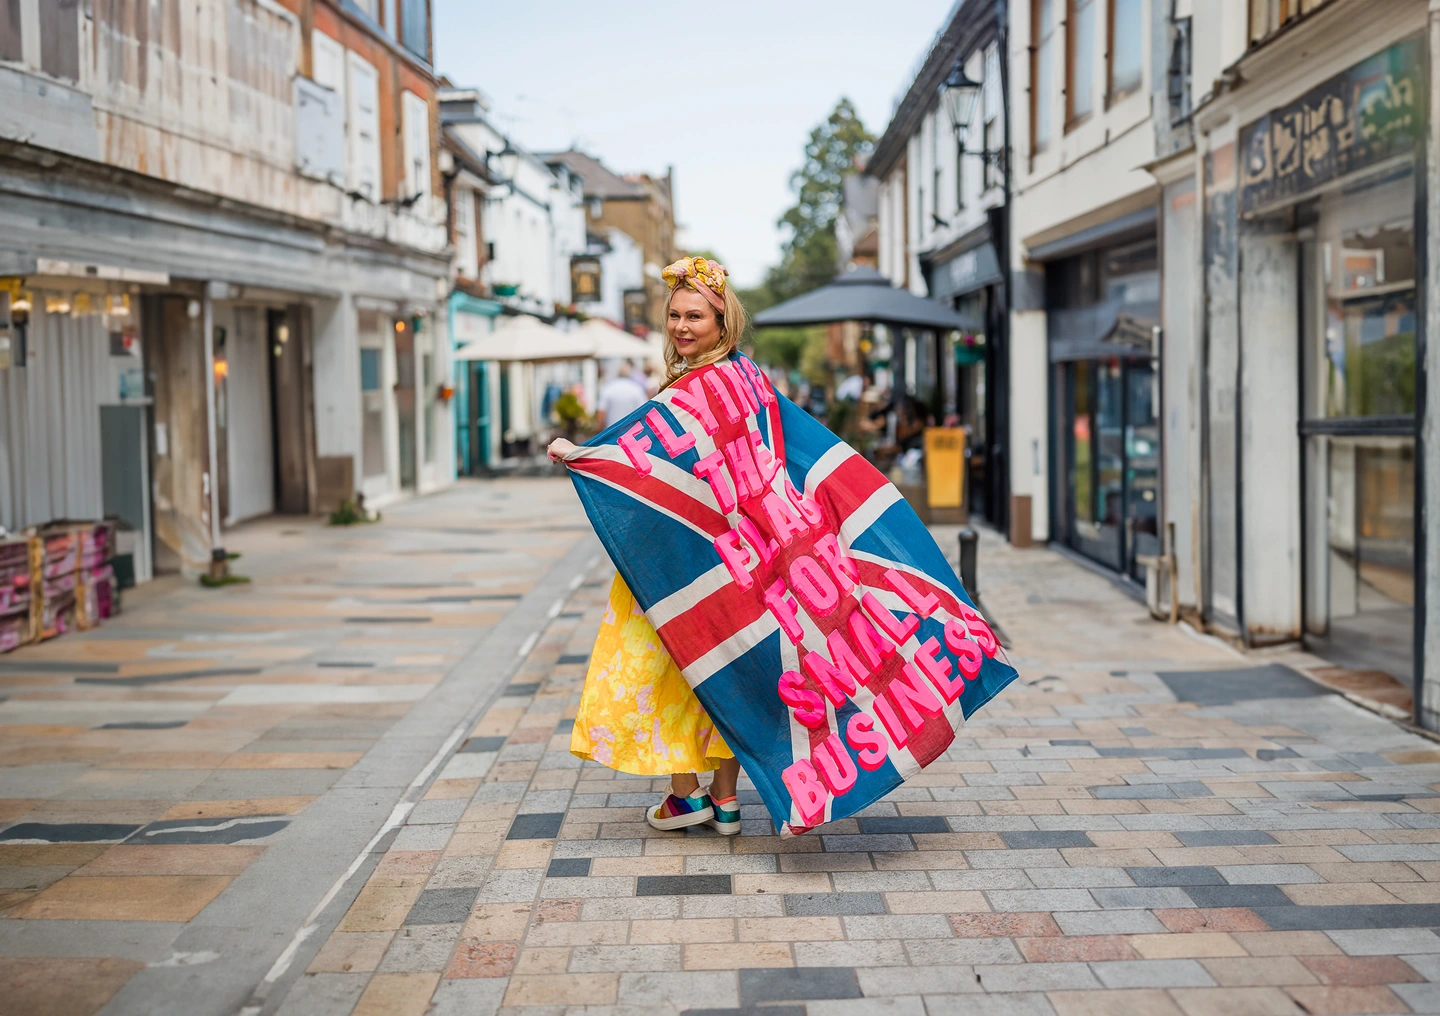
[1146,0,1432,718]
[1006,0,1162,577]
[870,0,1011,525]
[0,0,451,581]
[542,150,677,336]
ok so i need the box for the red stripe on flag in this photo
[568,454,732,539]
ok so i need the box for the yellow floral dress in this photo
[570,574,733,775]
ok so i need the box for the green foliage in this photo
[553,391,587,426]
[200,572,251,588]
[765,98,874,307]
[744,98,872,383]
[328,498,375,526]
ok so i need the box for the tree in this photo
[743,98,874,380]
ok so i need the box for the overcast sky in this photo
[433,0,955,288]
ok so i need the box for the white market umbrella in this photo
[454,314,593,362]
[577,318,654,360]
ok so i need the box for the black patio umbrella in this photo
[752,266,975,331]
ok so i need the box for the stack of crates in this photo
[0,536,30,652]
[32,525,80,641]
[74,521,118,629]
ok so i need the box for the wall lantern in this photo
[939,64,982,136]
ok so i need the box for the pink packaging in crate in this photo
[0,585,29,615]
[0,613,27,653]
[41,533,79,579]
[77,565,117,629]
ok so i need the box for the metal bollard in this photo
[958,527,978,596]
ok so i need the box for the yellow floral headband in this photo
[662,256,728,313]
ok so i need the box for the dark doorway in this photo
[268,307,310,514]
[393,317,417,489]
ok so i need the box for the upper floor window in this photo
[455,187,478,279]
[400,0,430,62]
[1109,0,1144,101]
[983,44,1001,190]
[1032,0,1059,151]
[1068,0,1097,124]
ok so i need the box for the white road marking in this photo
[250,566,584,1004]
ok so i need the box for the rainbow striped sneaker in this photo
[709,795,742,836]
[646,792,714,831]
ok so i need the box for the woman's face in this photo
[668,287,723,361]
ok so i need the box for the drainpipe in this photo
[203,282,226,581]
[996,0,1013,538]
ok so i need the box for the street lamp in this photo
[938,62,1005,174]
[939,64,982,137]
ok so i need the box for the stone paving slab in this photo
[258,515,1440,1016]
[0,480,593,1015]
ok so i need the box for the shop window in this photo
[360,348,382,391]
[1315,222,1416,419]
[1067,0,1097,125]
[1300,170,1416,684]
[1109,0,1144,102]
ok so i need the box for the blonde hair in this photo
[662,283,748,386]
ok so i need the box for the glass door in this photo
[1125,363,1160,582]
[1300,171,1416,684]
[1065,357,1153,578]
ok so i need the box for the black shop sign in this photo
[1239,35,1423,214]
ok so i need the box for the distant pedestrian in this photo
[548,256,746,835]
[594,362,648,431]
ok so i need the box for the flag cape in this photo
[563,354,1018,834]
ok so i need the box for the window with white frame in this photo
[402,89,433,216]
[932,112,943,231]
[1032,0,1058,151]
[455,186,478,279]
[1068,0,1097,123]
[983,44,1001,190]
[346,51,381,202]
[1109,0,1144,100]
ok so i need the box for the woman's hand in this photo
[547,438,577,462]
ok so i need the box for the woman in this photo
[548,256,747,834]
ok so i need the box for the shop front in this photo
[449,291,503,475]
[923,225,1008,525]
[1230,33,1425,680]
[1041,220,1161,585]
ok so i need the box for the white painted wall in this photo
[1008,310,1049,543]
[594,227,644,325]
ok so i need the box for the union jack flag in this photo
[564,353,1018,835]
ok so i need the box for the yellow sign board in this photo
[924,427,965,509]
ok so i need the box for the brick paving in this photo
[0,479,591,1015]
[7,481,1440,1016]
[278,521,1440,1016]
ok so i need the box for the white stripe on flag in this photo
[647,563,734,629]
[838,485,903,548]
[803,442,855,498]
[687,611,781,687]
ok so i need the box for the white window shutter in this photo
[402,89,432,215]
[347,52,381,202]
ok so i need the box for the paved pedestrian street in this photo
[6,481,1440,1016]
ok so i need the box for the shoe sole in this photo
[709,817,741,836]
[647,806,714,831]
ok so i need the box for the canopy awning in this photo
[453,314,593,362]
[752,266,973,331]
[577,318,657,361]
